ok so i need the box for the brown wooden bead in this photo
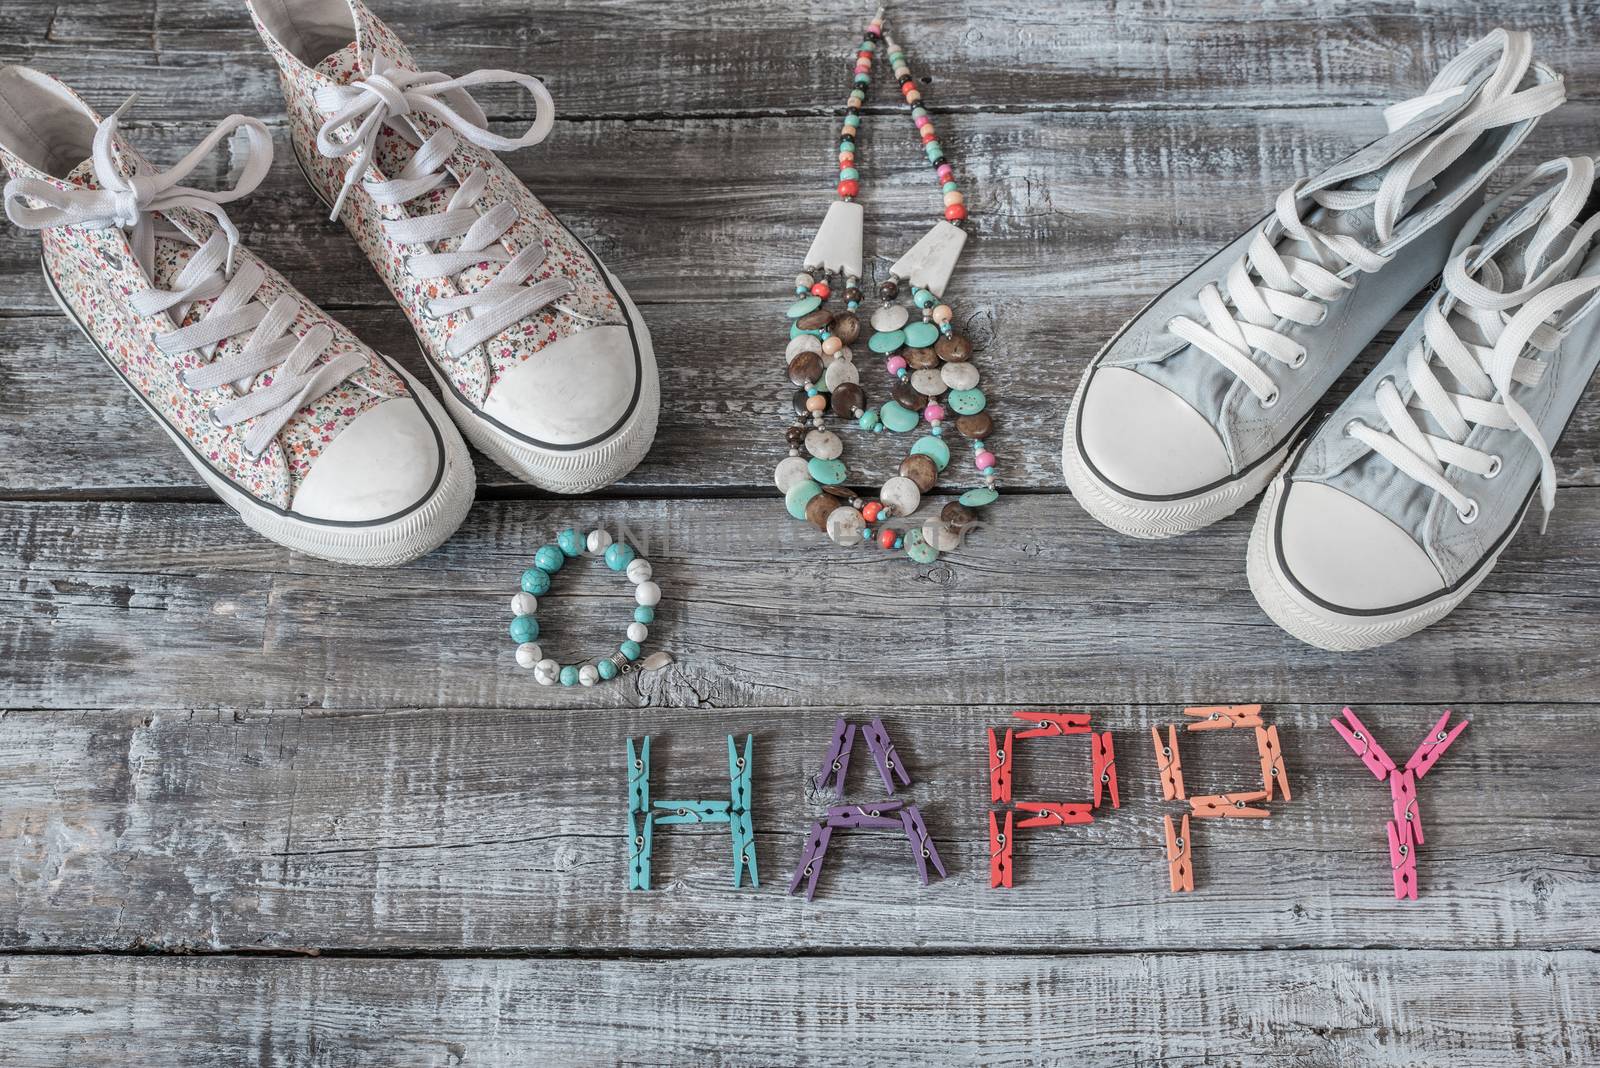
[785,425,806,447]
[804,492,836,530]
[831,383,866,417]
[891,380,922,409]
[821,484,853,500]
[792,388,812,415]
[832,313,860,343]
[935,334,973,362]
[899,453,938,493]
[796,309,834,331]
[905,346,939,369]
[788,351,824,386]
[941,502,977,531]
[955,412,993,439]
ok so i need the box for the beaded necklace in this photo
[777,10,996,564]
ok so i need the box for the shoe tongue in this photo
[63,157,101,189]
[313,40,366,84]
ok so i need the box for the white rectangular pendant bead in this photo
[889,220,968,296]
[804,200,864,279]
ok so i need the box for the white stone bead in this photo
[785,334,822,361]
[511,592,538,616]
[579,664,600,687]
[826,505,866,547]
[586,529,613,554]
[805,430,842,460]
[627,558,653,584]
[824,359,860,390]
[628,622,648,643]
[871,303,910,332]
[880,475,922,517]
[774,455,811,493]
[534,658,560,685]
[942,362,980,391]
[634,580,662,607]
[515,642,543,668]
[923,518,961,551]
[911,368,947,396]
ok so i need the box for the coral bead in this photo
[810,281,831,299]
[822,335,844,355]
[838,179,859,197]
[931,304,953,324]
[862,500,884,523]
[805,394,828,413]
[878,527,898,549]
[944,203,968,221]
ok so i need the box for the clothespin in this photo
[652,800,732,825]
[626,736,652,891]
[1164,814,1193,892]
[1013,711,1091,737]
[1152,725,1185,801]
[900,804,947,885]
[815,718,856,795]
[1015,801,1093,828]
[627,736,651,813]
[729,806,758,889]
[1390,768,1422,845]
[1255,724,1290,801]
[1405,710,1467,778]
[726,733,757,890]
[1184,704,1264,731]
[989,809,1013,888]
[862,717,912,793]
[789,821,833,901]
[728,734,753,813]
[1189,790,1271,819]
[1331,707,1396,781]
[1387,819,1418,900]
[1092,731,1120,809]
[988,727,1013,804]
[825,799,905,829]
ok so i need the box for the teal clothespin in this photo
[627,736,652,891]
[728,734,758,888]
[652,800,731,824]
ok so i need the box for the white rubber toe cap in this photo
[1277,481,1446,610]
[482,324,640,447]
[1077,367,1231,496]
[291,398,443,523]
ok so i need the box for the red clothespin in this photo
[1189,790,1271,819]
[1387,819,1418,900]
[1390,768,1422,845]
[1014,801,1093,828]
[1331,707,1396,781]
[988,727,1012,804]
[1164,814,1193,893]
[1092,731,1119,809]
[1405,711,1467,779]
[1184,704,1264,731]
[1013,711,1091,738]
[1255,724,1290,801]
[1152,724,1185,801]
[989,809,1013,889]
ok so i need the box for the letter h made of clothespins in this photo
[626,734,758,892]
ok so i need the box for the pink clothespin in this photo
[1405,711,1467,779]
[1331,707,1397,781]
[1387,819,1418,900]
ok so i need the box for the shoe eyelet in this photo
[1484,455,1502,479]
[1457,499,1480,525]
[1344,418,1366,437]
[1260,390,1280,409]
[207,408,226,429]
[1313,307,1329,326]
[1291,351,1307,368]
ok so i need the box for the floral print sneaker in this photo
[0,66,473,566]
[246,0,659,493]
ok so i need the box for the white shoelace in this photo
[1168,29,1565,406]
[3,101,365,457]
[314,55,584,358]
[1349,157,1600,529]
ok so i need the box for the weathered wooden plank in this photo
[1,700,1594,954]
[4,0,1598,122]
[0,951,1593,1066]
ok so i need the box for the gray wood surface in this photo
[2,0,1598,1063]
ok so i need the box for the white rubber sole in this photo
[1246,471,1522,651]
[43,259,476,567]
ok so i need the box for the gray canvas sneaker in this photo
[1062,30,1563,539]
[1249,156,1600,650]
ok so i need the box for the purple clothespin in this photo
[900,804,947,885]
[825,798,904,829]
[862,717,912,794]
[788,821,833,901]
[815,718,857,794]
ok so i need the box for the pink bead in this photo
[937,164,954,181]
[975,450,996,470]
[915,114,930,128]
[924,403,945,421]
[886,356,908,374]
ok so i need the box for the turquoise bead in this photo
[509,614,539,643]
[911,435,951,470]
[948,388,987,415]
[634,605,655,624]
[880,400,919,433]
[868,329,906,354]
[520,567,551,596]
[914,288,938,309]
[905,528,939,564]
[605,542,636,571]
[534,545,564,573]
[791,323,826,339]
[557,527,583,557]
[960,487,999,507]
[808,457,847,485]
[942,180,958,193]
[786,294,822,318]
[904,321,939,348]
[859,410,881,431]
[620,640,642,661]
[560,665,579,686]
[598,659,618,681]
[839,167,859,181]
[785,479,823,519]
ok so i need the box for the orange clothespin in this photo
[1013,711,1091,738]
[1184,704,1264,731]
[1092,731,1119,809]
[1014,802,1093,828]
[1152,725,1185,801]
[1255,724,1290,801]
[989,809,1013,889]
[988,727,1012,804]
[1189,790,1271,819]
[1164,814,1193,892]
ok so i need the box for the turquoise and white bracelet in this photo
[509,527,665,686]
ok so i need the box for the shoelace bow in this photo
[2,101,365,457]
[1168,29,1565,406]
[1349,156,1600,530]
[314,55,581,358]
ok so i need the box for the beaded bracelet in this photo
[508,527,667,687]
